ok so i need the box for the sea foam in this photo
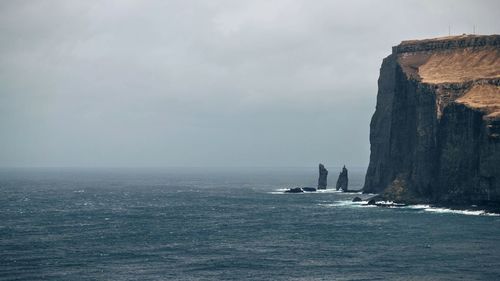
[320,200,500,216]
[422,207,500,216]
[269,188,343,194]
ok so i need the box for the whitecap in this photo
[315,189,343,193]
[318,200,375,208]
[423,207,500,216]
[318,199,500,216]
[268,191,287,195]
[374,200,395,205]
[269,188,343,194]
[404,204,431,209]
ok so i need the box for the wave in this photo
[319,200,500,216]
[268,188,289,194]
[315,189,343,194]
[268,188,343,195]
[403,204,431,209]
[318,200,376,208]
[399,204,499,216]
[422,207,500,216]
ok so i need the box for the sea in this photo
[1,167,500,281]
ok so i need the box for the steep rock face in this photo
[364,35,500,206]
[318,164,328,190]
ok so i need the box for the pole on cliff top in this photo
[448,25,451,36]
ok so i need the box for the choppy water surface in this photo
[1,168,500,280]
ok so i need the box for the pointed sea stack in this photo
[336,165,349,191]
[318,164,328,190]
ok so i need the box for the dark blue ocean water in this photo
[1,167,500,281]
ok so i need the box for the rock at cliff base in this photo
[336,165,349,191]
[285,187,303,193]
[318,164,328,190]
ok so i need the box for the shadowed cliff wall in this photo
[364,35,500,205]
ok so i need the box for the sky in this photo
[1,0,499,168]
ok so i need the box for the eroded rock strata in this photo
[363,35,500,207]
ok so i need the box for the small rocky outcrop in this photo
[318,164,328,190]
[284,187,317,193]
[336,165,349,191]
[352,197,362,202]
[285,187,303,193]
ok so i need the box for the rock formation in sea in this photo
[363,34,500,206]
[284,187,317,193]
[336,165,349,191]
[318,164,328,190]
[285,187,304,193]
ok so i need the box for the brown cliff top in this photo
[395,34,500,84]
[456,84,500,119]
[393,34,500,54]
[394,34,500,119]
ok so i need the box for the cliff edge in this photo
[363,34,500,207]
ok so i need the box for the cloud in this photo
[0,0,499,167]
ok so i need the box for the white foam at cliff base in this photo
[404,204,431,209]
[315,189,342,194]
[318,200,376,208]
[423,207,500,216]
[269,188,342,195]
[318,200,500,216]
[374,201,395,205]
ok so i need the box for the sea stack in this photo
[336,165,349,191]
[363,35,500,206]
[318,164,328,190]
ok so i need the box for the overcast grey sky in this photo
[1,0,499,168]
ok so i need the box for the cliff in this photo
[363,34,500,207]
